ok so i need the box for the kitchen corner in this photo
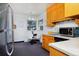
[42,27,79,56]
[42,33,79,56]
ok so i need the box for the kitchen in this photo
[0,3,79,56]
[42,3,79,56]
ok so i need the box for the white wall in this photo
[12,13,40,42]
[9,3,48,42]
[9,4,38,42]
[36,13,44,43]
[11,12,39,42]
[13,13,28,42]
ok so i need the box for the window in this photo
[27,20,36,30]
[38,19,43,30]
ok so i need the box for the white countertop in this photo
[45,34,79,40]
[49,39,79,56]
[44,34,79,55]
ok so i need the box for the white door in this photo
[14,14,28,42]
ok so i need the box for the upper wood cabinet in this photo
[65,3,79,17]
[56,4,65,22]
[47,3,65,25]
[47,5,55,27]
[47,3,79,27]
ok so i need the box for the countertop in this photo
[43,34,79,56]
[49,39,79,56]
[44,34,79,40]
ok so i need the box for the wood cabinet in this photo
[47,3,79,27]
[65,3,79,17]
[47,3,65,26]
[75,19,79,25]
[49,47,67,56]
[42,35,55,51]
[56,4,65,22]
[52,3,65,22]
[47,6,55,27]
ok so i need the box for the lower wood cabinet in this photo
[49,47,67,56]
[42,34,68,56]
[42,35,55,51]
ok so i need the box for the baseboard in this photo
[14,41,24,43]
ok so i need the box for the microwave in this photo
[59,27,79,37]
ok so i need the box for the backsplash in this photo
[43,20,78,34]
[52,20,78,32]
[55,20,78,28]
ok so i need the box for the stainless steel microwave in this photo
[59,27,79,37]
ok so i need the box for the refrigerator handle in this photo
[0,29,4,33]
[0,29,7,33]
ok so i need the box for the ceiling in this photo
[9,3,51,16]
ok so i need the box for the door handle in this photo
[13,25,16,29]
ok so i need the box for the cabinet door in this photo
[51,4,57,22]
[42,35,47,49]
[47,4,57,25]
[51,3,65,22]
[46,36,55,51]
[47,9,51,26]
[49,47,66,56]
[53,11,57,22]
[42,36,50,51]
[47,11,55,26]
[65,3,79,17]
[47,13,50,26]
[75,19,79,25]
[42,38,46,48]
[57,4,65,22]
[42,35,55,51]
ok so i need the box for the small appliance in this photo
[59,27,79,37]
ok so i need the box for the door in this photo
[65,3,79,17]
[4,4,14,56]
[0,4,14,56]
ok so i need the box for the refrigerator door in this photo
[0,12,6,55]
[0,3,14,56]
[0,4,14,56]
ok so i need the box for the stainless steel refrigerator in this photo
[0,3,14,56]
